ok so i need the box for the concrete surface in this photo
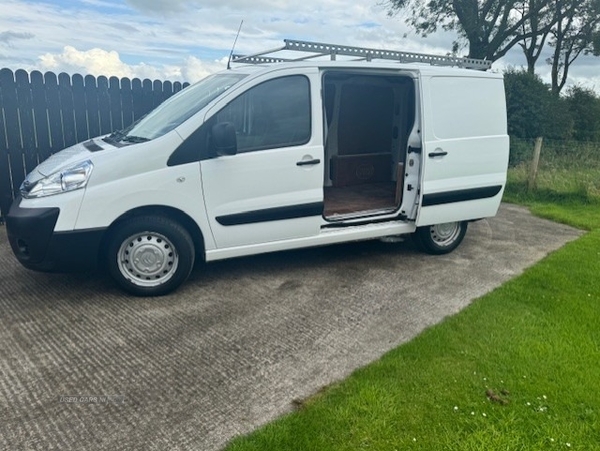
[0,204,582,450]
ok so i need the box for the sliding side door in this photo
[417,74,509,226]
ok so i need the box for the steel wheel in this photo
[117,231,179,287]
[412,221,468,255]
[429,222,463,247]
[107,215,195,296]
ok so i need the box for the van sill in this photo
[322,208,407,228]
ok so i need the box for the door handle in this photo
[428,151,448,158]
[296,158,321,166]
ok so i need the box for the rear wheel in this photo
[412,221,468,255]
[107,215,195,296]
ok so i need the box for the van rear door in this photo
[417,74,509,226]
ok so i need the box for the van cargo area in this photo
[322,72,415,220]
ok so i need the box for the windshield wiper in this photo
[102,129,126,145]
[121,135,150,143]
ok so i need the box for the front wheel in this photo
[412,221,468,255]
[107,215,195,296]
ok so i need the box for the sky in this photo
[1,0,599,90]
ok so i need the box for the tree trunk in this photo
[551,36,562,94]
[468,39,489,59]
[525,51,537,74]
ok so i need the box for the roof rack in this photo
[232,39,492,71]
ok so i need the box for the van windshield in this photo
[112,73,247,143]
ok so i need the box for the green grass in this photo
[505,164,600,230]
[225,164,600,451]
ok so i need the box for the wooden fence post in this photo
[527,137,543,192]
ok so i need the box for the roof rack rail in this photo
[232,39,492,71]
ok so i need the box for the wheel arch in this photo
[100,205,206,263]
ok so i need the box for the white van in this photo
[6,40,509,296]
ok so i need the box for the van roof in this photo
[227,60,504,79]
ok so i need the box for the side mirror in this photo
[211,122,237,156]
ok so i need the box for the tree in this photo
[565,85,600,141]
[548,0,600,94]
[504,69,572,140]
[516,0,560,73]
[387,0,550,61]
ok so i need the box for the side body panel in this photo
[73,132,218,250]
[417,74,509,226]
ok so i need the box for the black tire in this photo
[106,215,195,296]
[412,221,468,255]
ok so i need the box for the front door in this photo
[417,74,509,226]
[200,73,324,250]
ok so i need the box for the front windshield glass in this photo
[120,73,247,142]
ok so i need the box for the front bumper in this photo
[6,197,105,272]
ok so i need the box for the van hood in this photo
[22,138,112,188]
[36,142,91,177]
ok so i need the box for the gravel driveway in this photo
[0,204,582,450]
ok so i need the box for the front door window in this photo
[216,75,311,153]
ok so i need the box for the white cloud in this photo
[567,75,600,93]
[125,0,298,14]
[125,0,191,12]
[181,56,228,82]
[0,0,598,92]
[40,46,136,78]
[38,46,226,81]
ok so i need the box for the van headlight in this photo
[22,160,94,199]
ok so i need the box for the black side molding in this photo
[422,185,503,207]
[216,202,323,226]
